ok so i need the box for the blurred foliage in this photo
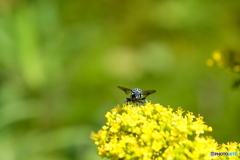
[0,0,240,159]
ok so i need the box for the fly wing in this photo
[117,86,132,94]
[142,90,156,98]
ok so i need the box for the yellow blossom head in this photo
[91,102,239,159]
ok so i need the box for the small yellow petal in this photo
[206,59,214,67]
[212,51,222,62]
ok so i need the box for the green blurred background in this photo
[0,0,240,159]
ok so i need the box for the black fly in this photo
[117,86,156,105]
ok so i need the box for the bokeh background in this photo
[0,0,240,160]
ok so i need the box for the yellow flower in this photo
[212,51,222,62]
[233,65,240,72]
[91,102,240,160]
[206,59,214,67]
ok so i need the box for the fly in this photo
[117,86,156,105]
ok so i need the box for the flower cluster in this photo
[207,49,240,88]
[206,50,240,73]
[91,102,240,160]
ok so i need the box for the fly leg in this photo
[139,98,146,105]
[125,98,132,105]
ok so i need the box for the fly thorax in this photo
[131,88,142,99]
